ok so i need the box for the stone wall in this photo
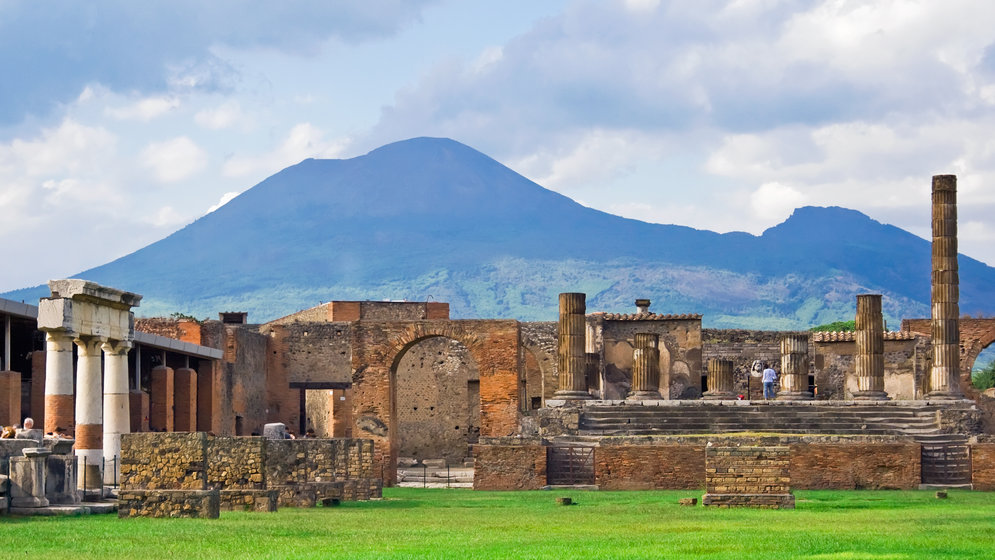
[472,442,546,490]
[594,444,705,490]
[121,432,208,490]
[264,322,353,386]
[971,443,995,491]
[602,317,702,400]
[703,445,794,509]
[520,322,558,409]
[789,442,920,489]
[812,335,925,400]
[703,329,804,400]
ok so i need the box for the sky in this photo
[2,0,995,293]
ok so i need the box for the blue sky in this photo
[2,0,995,292]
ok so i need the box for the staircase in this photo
[572,403,942,438]
[917,434,972,488]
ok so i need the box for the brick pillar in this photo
[0,370,20,426]
[150,365,175,432]
[703,359,735,400]
[129,390,149,432]
[554,293,590,400]
[102,340,131,484]
[174,367,197,432]
[778,334,814,400]
[74,335,104,491]
[196,360,214,433]
[928,174,964,399]
[627,333,661,400]
[43,330,75,435]
[853,294,889,400]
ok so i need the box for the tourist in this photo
[762,364,778,400]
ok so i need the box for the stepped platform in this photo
[540,399,981,441]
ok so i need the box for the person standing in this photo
[762,365,778,400]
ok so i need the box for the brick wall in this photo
[703,445,794,508]
[595,444,705,489]
[972,444,995,490]
[789,443,920,489]
[472,443,546,490]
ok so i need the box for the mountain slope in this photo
[5,137,995,327]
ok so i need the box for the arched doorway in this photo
[391,336,479,464]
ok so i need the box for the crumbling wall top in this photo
[47,279,142,308]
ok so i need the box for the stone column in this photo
[853,294,889,400]
[928,174,964,399]
[778,335,814,400]
[554,293,590,400]
[43,330,76,435]
[628,333,662,400]
[75,335,105,491]
[703,359,735,400]
[102,340,131,484]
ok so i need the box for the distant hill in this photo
[5,137,995,328]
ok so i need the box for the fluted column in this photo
[778,334,814,400]
[928,174,964,399]
[555,293,590,399]
[43,330,76,435]
[853,294,889,400]
[703,359,735,400]
[102,340,131,484]
[627,333,661,400]
[75,335,105,491]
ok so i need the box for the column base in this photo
[776,391,814,401]
[702,392,735,400]
[552,390,592,400]
[852,391,890,401]
[626,390,662,401]
[925,391,966,401]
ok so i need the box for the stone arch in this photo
[390,335,479,464]
[959,319,995,375]
[521,343,556,410]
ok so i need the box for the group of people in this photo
[1,417,69,440]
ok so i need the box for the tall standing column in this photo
[102,340,131,484]
[628,333,661,400]
[778,334,814,400]
[703,359,735,400]
[928,174,964,399]
[554,293,591,400]
[43,330,75,435]
[75,335,105,491]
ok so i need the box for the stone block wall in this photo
[789,443,920,489]
[971,443,995,490]
[595,444,705,490]
[602,318,702,400]
[702,330,794,400]
[207,436,266,490]
[703,445,794,509]
[472,442,546,490]
[121,432,208,490]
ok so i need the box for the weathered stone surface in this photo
[207,436,266,490]
[219,489,278,512]
[595,444,705,490]
[789,443,919,490]
[678,497,697,506]
[118,489,219,518]
[703,445,794,509]
[971,444,995,490]
[472,444,546,490]
[120,432,208,490]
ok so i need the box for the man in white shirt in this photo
[762,365,778,400]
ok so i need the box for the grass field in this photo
[2,488,994,559]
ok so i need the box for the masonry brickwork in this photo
[594,444,705,490]
[703,445,795,509]
[971,443,995,491]
[472,442,546,490]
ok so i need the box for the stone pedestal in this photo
[928,175,964,399]
[703,359,735,400]
[554,293,591,400]
[10,448,51,508]
[778,335,813,400]
[45,454,80,504]
[627,333,662,400]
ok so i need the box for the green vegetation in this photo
[972,360,995,390]
[3,488,994,559]
[810,320,857,332]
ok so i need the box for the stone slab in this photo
[118,489,219,518]
[702,493,795,509]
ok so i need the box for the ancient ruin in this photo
[2,173,995,514]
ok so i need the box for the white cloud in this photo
[0,119,117,177]
[194,101,250,130]
[149,205,185,227]
[207,191,240,213]
[750,181,806,222]
[223,123,349,178]
[140,136,208,183]
[106,96,180,121]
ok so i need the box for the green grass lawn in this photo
[2,488,994,559]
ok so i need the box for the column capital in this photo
[74,335,108,356]
[101,340,133,356]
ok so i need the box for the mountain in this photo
[5,137,995,328]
